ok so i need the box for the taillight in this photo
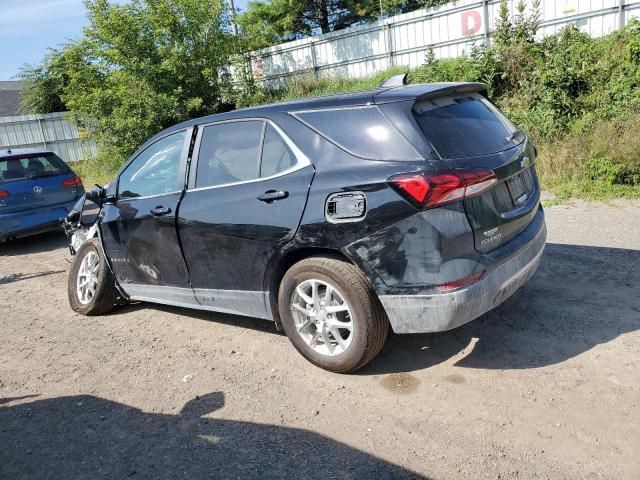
[388,169,497,209]
[62,175,83,188]
[436,271,484,292]
[0,189,9,198]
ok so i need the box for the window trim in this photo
[186,117,311,192]
[259,122,298,178]
[115,127,192,202]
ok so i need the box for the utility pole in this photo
[229,0,238,35]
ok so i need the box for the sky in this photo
[0,0,249,81]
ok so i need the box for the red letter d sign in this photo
[461,10,482,36]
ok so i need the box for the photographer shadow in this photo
[0,392,426,479]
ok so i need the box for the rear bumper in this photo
[379,211,546,334]
[0,200,77,240]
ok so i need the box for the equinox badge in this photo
[481,227,502,246]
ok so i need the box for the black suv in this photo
[66,78,546,372]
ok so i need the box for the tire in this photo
[278,256,388,373]
[68,238,118,315]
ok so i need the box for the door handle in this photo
[150,206,172,216]
[257,190,288,203]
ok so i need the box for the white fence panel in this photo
[0,112,96,163]
[250,0,640,87]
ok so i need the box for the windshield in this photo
[413,93,523,159]
[0,153,67,183]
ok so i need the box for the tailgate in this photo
[405,91,540,253]
[0,173,80,214]
[462,143,540,253]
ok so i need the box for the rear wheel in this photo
[68,238,118,315]
[278,257,388,373]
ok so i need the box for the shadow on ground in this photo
[109,243,640,375]
[4,233,637,376]
[360,243,640,374]
[0,392,426,480]
[0,270,65,286]
[111,302,284,336]
[0,230,68,257]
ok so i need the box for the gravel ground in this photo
[1,200,639,479]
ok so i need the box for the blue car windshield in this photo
[0,153,67,183]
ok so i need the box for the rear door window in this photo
[195,121,264,188]
[413,93,521,159]
[1,154,66,182]
[293,105,422,161]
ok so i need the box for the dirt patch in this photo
[379,372,420,394]
[444,373,466,384]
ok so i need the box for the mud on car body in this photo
[65,76,546,372]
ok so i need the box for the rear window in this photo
[293,105,422,161]
[413,93,520,159]
[0,153,66,183]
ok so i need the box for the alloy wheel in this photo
[290,279,354,356]
[77,250,99,305]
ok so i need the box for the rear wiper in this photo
[504,129,525,145]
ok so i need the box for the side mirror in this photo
[79,186,104,227]
[85,188,102,205]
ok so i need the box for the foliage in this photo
[20,0,238,177]
[19,0,640,199]
[237,0,452,50]
[237,0,408,49]
[237,2,640,200]
[402,0,449,12]
[18,50,68,114]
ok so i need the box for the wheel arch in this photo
[266,246,356,330]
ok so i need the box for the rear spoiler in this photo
[374,82,488,104]
[380,73,408,88]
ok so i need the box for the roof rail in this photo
[380,73,408,88]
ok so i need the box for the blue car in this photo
[0,148,84,241]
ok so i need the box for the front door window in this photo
[118,131,187,199]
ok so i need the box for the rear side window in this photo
[293,106,422,161]
[196,121,264,188]
[413,93,519,159]
[260,124,296,177]
[1,153,66,182]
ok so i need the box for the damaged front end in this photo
[61,186,106,255]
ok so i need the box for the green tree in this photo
[237,0,406,49]
[21,0,239,173]
[18,49,68,114]
[401,0,449,13]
